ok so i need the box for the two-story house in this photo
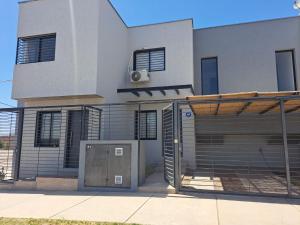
[1,0,300,196]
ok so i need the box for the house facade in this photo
[2,0,300,195]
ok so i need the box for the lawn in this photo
[0,218,139,225]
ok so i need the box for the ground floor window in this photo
[35,111,61,147]
[135,110,157,140]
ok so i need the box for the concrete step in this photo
[138,184,176,194]
[138,171,176,194]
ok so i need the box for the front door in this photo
[65,110,88,168]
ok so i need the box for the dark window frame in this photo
[135,110,157,140]
[16,33,56,65]
[35,111,61,148]
[201,57,219,95]
[133,47,166,72]
[275,49,297,91]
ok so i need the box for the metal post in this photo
[173,101,181,192]
[138,103,141,185]
[14,108,24,180]
[280,100,292,195]
[80,106,86,140]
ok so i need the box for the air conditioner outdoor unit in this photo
[130,70,150,83]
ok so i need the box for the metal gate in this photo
[162,104,175,187]
[0,108,23,182]
[178,97,300,198]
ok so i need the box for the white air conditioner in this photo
[130,70,150,83]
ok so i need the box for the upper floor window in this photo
[16,34,56,64]
[201,57,219,95]
[276,50,297,91]
[134,48,165,72]
[135,110,157,140]
[35,111,61,148]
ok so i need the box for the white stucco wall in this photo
[12,0,194,103]
[194,17,300,95]
[128,20,194,89]
[96,0,129,103]
[13,0,101,99]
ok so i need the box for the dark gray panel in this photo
[84,145,108,187]
[276,51,296,92]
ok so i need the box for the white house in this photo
[2,0,300,196]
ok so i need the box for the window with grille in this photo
[35,111,61,147]
[16,34,56,64]
[135,110,157,140]
[134,48,165,72]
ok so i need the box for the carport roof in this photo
[187,91,300,116]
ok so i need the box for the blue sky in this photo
[0,0,298,107]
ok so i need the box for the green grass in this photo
[0,218,139,225]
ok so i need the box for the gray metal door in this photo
[162,104,175,187]
[84,144,108,187]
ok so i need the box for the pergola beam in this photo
[132,91,140,97]
[160,90,166,96]
[214,96,222,116]
[286,105,300,114]
[237,93,258,116]
[237,102,252,116]
[145,90,153,96]
[260,93,298,115]
[259,102,280,115]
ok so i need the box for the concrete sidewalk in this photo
[0,191,300,225]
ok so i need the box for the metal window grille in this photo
[135,110,157,140]
[35,111,61,148]
[16,34,56,64]
[134,48,165,72]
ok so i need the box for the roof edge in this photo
[195,16,300,31]
[128,18,194,29]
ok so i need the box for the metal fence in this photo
[178,97,300,198]
[0,103,144,181]
[0,97,299,198]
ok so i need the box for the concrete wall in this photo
[180,106,196,170]
[194,17,300,95]
[12,1,300,101]
[13,0,101,99]
[127,20,194,90]
[97,0,129,103]
[12,0,194,103]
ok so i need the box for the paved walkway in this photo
[0,191,300,225]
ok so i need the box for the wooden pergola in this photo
[187,91,300,116]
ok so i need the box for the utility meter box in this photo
[84,144,131,188]
[78,140,144,191]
